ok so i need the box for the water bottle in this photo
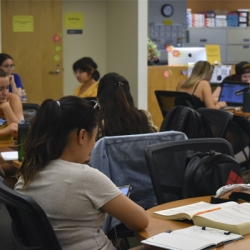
[21,89,27,103]
[18,119,30,162]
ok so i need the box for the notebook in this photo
[218,81,248,108]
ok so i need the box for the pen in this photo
[193,207,221,216]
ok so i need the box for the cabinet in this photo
[227,28,250,63]
[186,27,250,64]
[186,28,227,64]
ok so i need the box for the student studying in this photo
[15,96,148,250]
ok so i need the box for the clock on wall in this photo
[161,4,174,17]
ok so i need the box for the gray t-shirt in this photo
[15,159,121,250]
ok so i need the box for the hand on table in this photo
[217,101,227,109]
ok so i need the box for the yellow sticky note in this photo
[13,16,33,32]
[65,12,84,29]
[163,20,173,26]
[205,45,221,65]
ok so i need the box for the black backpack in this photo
[160,106,212,139]
[182,150,243,199]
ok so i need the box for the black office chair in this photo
[145,138,234,205]
[155,90,197,118]
[197,108,233,138]
[22,103,40,120]
[0,176,62,250]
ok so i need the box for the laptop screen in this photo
[219,82,248,106]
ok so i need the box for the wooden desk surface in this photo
[0,140,17,148]
[231,109,250,117]
[135,196,250,250]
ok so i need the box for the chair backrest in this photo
[160,106,213,139]
[0,176,62,250]
[155,90,197,118]
[89,131,187,210]
[145,138,234,205]
[197,108,233,138]
[22,103,40,120]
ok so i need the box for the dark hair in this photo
[0,68,7,77]
[72,57,100,81]
[97,72,151,137]
[17,96,100,187]
[0,53,13,66]
[235,61,250,75]
[222,74,242,82]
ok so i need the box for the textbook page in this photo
[153,201,237,220]
[193,203,250,235]
[141,226,243,250]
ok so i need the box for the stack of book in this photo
[238,9,249,27]
[227,12,239,27]
[216,15,227,27]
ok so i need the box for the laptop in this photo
[219,81,248,108]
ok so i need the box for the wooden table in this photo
[135,196,250,249]
[0,140,17,148]
[230,109,250,118]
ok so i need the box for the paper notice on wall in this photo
[13,16,33,32]
[205,45,221,65]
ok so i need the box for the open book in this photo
[153,201,250,235]
[141,225,243,250]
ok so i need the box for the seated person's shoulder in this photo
[199,80,211,89]
[7,93,22,104]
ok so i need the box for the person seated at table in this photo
[15,96,148,250]
[73,57,100,98]
[0,68,23,140]
[0,68,23,187]
[177,60,250,155]
[212,61,250,156]
[97,72,158,139]
[176,60,227,109]
[212,61,250,103]
[0,53,23,97]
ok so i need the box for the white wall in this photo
[105,0,148,108]
[62,0,148,109]
[62,1,107,96]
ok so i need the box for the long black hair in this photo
[17,96,99,187]
[0,53,13,65]
[97,72,151,137]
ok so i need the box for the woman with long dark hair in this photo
[15,96,148,250]
[97,72,158,138]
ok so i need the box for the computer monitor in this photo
[168,47,207,65]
